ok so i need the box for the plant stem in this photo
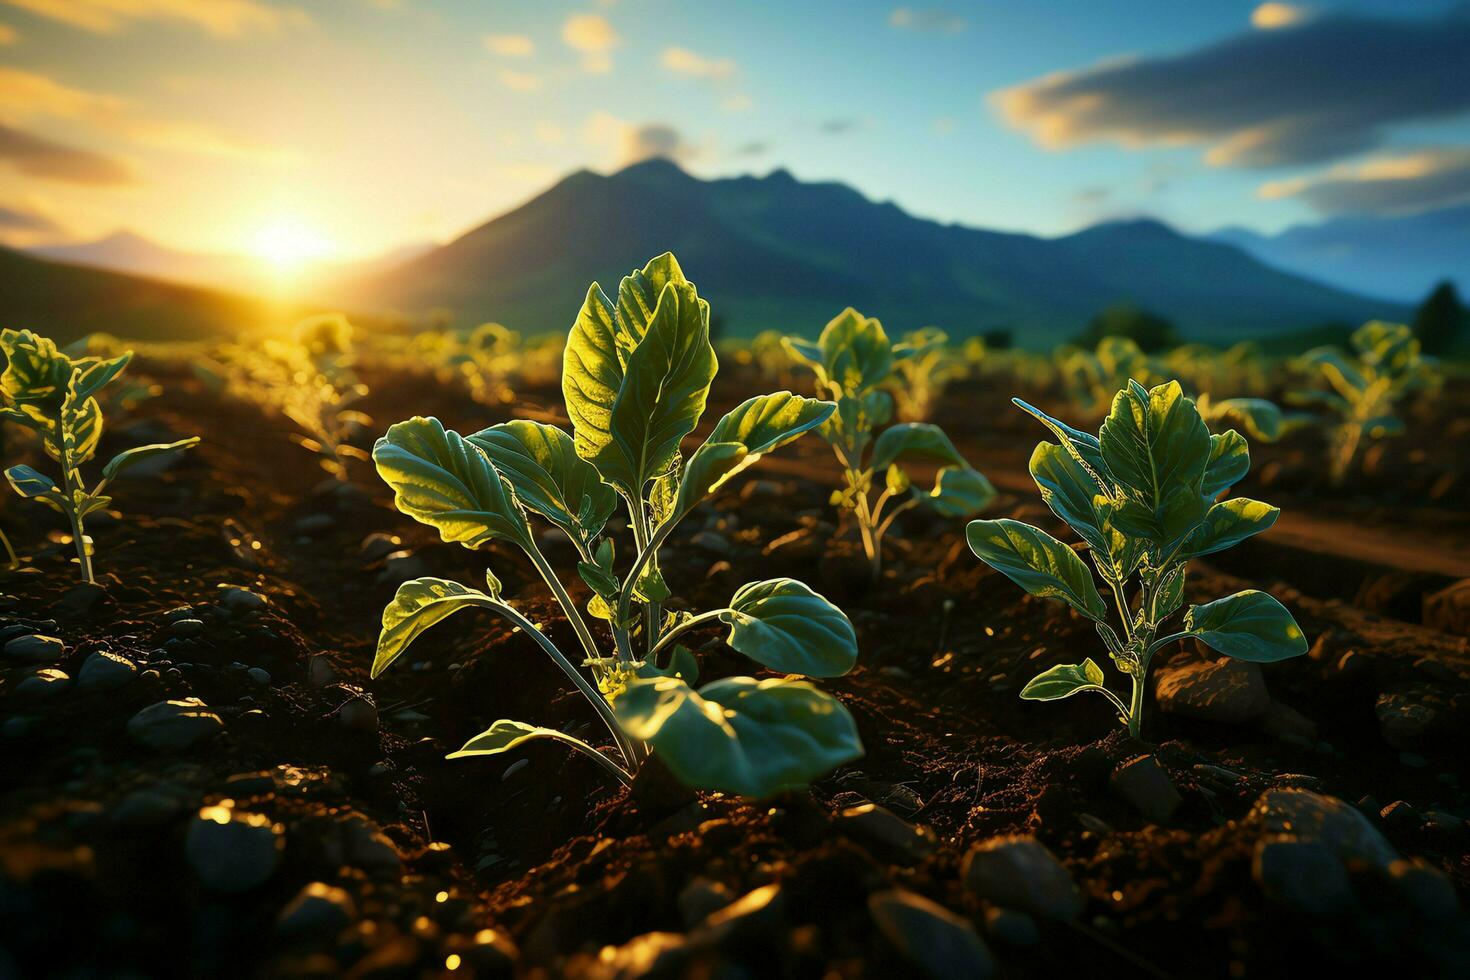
[1127,670,1146,739]
[59,457,93,584]
[1107,577,1133,641]
[0,528,16,570]
[616,516,676,644]
[521,535,599,664]
[623,492,662,654]
[645,608,731,666]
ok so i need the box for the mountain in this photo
[1211,207,1470,304]
[0,246,308,344]
[342,158,1405,345]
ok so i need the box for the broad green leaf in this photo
[1029,442,1138,581]
[816,308,893,395]
[597,280,717,495]
[616,252,700,346]
[447,719,609,763]
[1011,397,1107,480]
[1184,590,1308,663]
[467,420,616,544]
[101,437,200,482]
[562,283,624,464]
[372,576,497,678]
[966,519,1107,621]
[0,328,72,408]
[1019,659,1107,701]
[781,336,824,368]
[373,416,531,549]
[1178,498,1279,560]
[615,676,864,797]
[1147,564,1186,623]
[70,353,132,403]
[1100,381,1211,551]
[637,644,699,685]
[675,392,834,518]
[1208,398,1283,442]
[1201,430,1250,500]
[77,494,111,518]
[719,578,858,677]
[5,464,59,499]
[870,423,966,471]
[924,466,996,517]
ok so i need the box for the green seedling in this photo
[1290,321,1434,486]
[967,380,1307,738]
[786,310,995,583]
[372,254,863,797]
[1,328,199,583]
[888,327,963,422]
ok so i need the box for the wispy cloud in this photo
[889,7,966,34]
[1,0,308,38]
[0,198,64,238]
[563,13,618,73]
[483,33,533,57]
[993,10,1470,168]
[661,46,735,79]
[1251,3,1311,30]
[0,123,135,184]
[585,112,695,167]
[1259,147,1470,216]
[496,69,541,93]
[819,118,861,134]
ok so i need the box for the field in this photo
[1,305,1467,978]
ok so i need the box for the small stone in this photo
[1425,810,1464,832]
[77,651,138,692]
[110,788,187,827]
[962,836,1082,920]
[1257,701,1317,741]
[293,513,335,534]
[868,889,995,980]
[337,696,378,733]
[836,802,938,861]
[277,882,356,937]
[185,804,284,893]
[677,877,734,928]
[360,532,402,563]
[1108,755,1182,823]
[4,634,65,663]
[377,551,429,586]
[982,906,1039,947]
[55,582,109,616]
[1388,860,1458,920]
[127,698,224,751]
[307,655,336,688]
[166,619,207,638]
[695,883,785,949]
[1252,839,1353,918]
[1376,687,1446,750]
[1380,799,1422,832]
[247,667,271,687]
[219,587,268,615]
[1155,658,1270,725]
[1249,788,1398,869]
[690,531,732,556]
[1422,578,1470,637]
[14,668,70,701]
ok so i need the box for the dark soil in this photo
[1,357,1467,978]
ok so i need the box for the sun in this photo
[250,218,335,271]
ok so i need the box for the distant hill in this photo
[341,158,1405,345]
[0,247,305,344]
[1212,206,1470,304]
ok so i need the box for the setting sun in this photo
[249,218,335,271]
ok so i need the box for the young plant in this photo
[1,329,199,583]
[887,327,963,422]
[785,310,995,582]
[967,380,1308,738]
[371,253,863,797]
[1290,321,1434,486]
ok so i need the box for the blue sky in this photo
[0,0,1466,261]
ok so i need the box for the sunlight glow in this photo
[250,218,335,271]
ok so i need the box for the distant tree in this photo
[1412,280,1466,356]
[1075,303,1179,353]
[981,328,1013,350]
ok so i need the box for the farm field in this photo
[1,291,1467,977]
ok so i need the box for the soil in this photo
[1,356,1467,978]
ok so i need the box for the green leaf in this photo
[675,392,834,518]
[372,576,497,678]
[1019,659,1107,701]
[447,719,608,763]
[1201,430,1250,500]
[562,282,624,464]
[373,417,531,549]
[70,353,132,403]
[719,578,858,677]
[615,676,864,797]
[466,420,616,544]
[5,464,63,502]
[1100,381,1211,551]
[966,519,1107,621]
[870,423,966,471]
[616,252,697,346]
[1028,442,1136,581]
[924,466,996,517]
[637,644,699,685]
[781,336,824,368]
[597,279,717,496]
[1208,398,1283,442]
[101,437,200,482]
[1177,498,1279,560]
[1011,397,1108,480]
[1184,590,1308,663]
[1146,564,1186,623]
[816,308,893,395]
[0,328,72,408]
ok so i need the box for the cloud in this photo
[993,10,1470,168]
[585,113,695,167]
[496,69,541,93]
[1251,3,1310,30]
[1,0,308,37]
[889,7,965,34]
[563,13,618,73]
[818,118,860,134]
[483,33,533,57]
[0,123,135,184]
[1259,147,1470,216]
[0,199,63,237]
[661,46,736,79]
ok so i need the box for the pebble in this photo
[127,698,225,751]
[1249,788,1399,869]
[378,551,429,586]
[1256,701,1317,741]
[293,513,335,534]
[868,889,995,979]
[982,906,1039,946]
[1375,688,1444,749]
[359,532,402,563]
[14,668,70,701]
[110,787,188,827]
[307,655,337,688]
[677,877,734,927]
[185,804,284,893]
[1155,658,1270,725]
[337,696,379,733]
[247,667,271,687]
[4,634,65,663]
[1388,860,1459,920]
[218,587,268,615]
[836,802,938,862]
[961,836,1082,920]
[77,650,138,692]
[277,882,356,937]
[690,531,732,556]
[1252,839,1353,918]
[165,619,207,639]
[55,582,109,616]
[1108,755,1182,823]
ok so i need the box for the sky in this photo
[0,0,1467,266]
